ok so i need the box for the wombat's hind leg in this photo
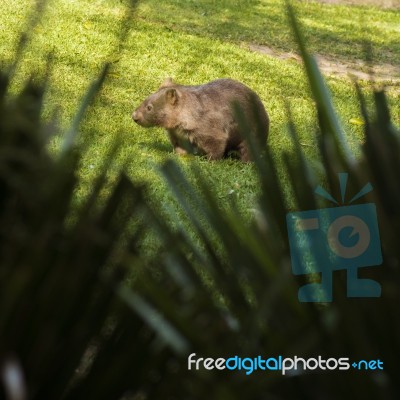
[201,137,227,161]
[237,141,251,162]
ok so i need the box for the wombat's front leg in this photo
[167,129,188,155]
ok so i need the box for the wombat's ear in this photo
[166,88,178,105]
[160,77,175,89]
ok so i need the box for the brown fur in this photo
[132,78,269,161]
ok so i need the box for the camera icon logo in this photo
[286,173,382,302]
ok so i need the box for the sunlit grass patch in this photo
[0,0,398,256]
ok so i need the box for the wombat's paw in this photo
[206,154,224,161]
[173,147,189,156]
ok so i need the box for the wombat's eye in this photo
[146,104,153,112]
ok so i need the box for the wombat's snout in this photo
[132,110,139,123]
[132,108,152,127]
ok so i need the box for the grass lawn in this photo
[0,0,399,253]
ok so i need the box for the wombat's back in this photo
[191,79,269,151]
[189,78,269,138]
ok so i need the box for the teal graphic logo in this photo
[286,173,382,302]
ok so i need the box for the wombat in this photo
[132,78,269,161]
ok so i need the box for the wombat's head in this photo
[132,78,180,129]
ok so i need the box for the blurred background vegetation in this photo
[1,0,400,399]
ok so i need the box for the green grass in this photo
[0,0,399,253]
[137,0,400,65]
